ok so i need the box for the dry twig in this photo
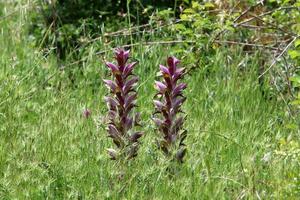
[214,40,281,51]
[258,36,297,79]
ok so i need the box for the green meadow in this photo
[0,1,299,199]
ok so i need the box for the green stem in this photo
[127,0,133,46]
[174,0,177,18]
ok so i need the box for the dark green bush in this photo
[30,0,187,59]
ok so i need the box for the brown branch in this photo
[239,24,269,29]
[234,6,298,27]
[56,40,194,69]
[233,1,263,23]
[248,13,295,36]
[86,19,182,44]
[63,39,284,70]
[214,40,281,51]
[211,1,263,44]
[95,40,195,55]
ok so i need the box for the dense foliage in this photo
[30,0,187,58]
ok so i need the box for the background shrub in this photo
[30,0,188,59]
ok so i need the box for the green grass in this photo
[1,2,299,199]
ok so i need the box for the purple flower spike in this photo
[153,56,187,163]
[167,56,180,75]
[115,48,130,68]
[103,48,143,161]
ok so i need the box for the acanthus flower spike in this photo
[103,48,143,161]
[153,56,188,163]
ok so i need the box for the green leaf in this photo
[295,39,300,47]
[286,123,298,130]
[291,100,300,105]
[193,20,204,28]
[174,24,186,31]
[183,8,195,14]
[289,76,300,83]
[192,1,201,9]
[183,29,194,35]
[288,50,300,59]
[204,2,215,8]
[180,14,190,21]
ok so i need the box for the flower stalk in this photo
[153,56,187,163]
[103,48,143,160]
